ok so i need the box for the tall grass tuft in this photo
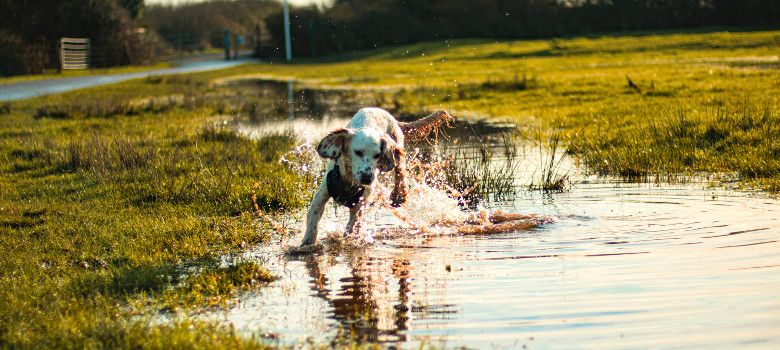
[480,73,537,92]
[528,129,572,192]
[405,133,520,206]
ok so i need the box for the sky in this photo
[145,0,331,7]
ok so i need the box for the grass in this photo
[0,74,308,347]
[529,129,573,192]
[1,28,778,348]
[439,133,521,204]
[228,29,780,192]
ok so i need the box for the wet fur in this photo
[300,108,453,246]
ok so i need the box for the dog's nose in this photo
[359,173,374,185]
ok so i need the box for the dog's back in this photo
[349,107,453,144]
[348,108,401,138]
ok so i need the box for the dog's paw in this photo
[390,188,407,207]
[390,198,406,208]
[285,242,323,257]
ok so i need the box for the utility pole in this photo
[283,0,292,61]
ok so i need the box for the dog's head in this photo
[317,127,404,185]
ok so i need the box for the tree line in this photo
[1,0,778,76]
[268,0,780,58]
[144,0,280,51]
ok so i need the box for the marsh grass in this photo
[570,98,780,190]
[404,133,521,207]
[389,73,538,106]
[441,134,521,204]
[148,259,277,312]
[210,30,778,192]
[33,92,216,119]
[528,130,573,192]
[0,74,310,347]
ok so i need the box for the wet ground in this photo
[201,80,780,348]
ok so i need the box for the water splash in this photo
[281,138,552,251]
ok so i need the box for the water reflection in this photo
[295,252,412,343]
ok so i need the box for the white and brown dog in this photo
[300,107,452,246]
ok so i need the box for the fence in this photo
[60,37,90,70]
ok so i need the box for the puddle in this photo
[223,183,780,348]
[210,81,780,348]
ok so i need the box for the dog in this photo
[300,107,453,246]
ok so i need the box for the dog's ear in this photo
[378,136,404,172]
[317,128,353,159]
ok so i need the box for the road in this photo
[0,56,257,101]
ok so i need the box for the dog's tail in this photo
[398,110,454,142]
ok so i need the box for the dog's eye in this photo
[354,150,363,157]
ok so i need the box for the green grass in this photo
[1,28,779,348]
[230,29,780,192]
[0,73,309,347]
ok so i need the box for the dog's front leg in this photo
[390,159,408,207]
[345,204,362,236]
[301,179,330,246]
[345,187,370,237]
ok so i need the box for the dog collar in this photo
[327,164,364,208]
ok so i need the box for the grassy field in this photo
[1,29,778,347]
[235,29,780,190]
[0,73,311,347]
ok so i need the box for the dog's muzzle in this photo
[359,173,374,185]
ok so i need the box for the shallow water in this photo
[213,81,780,348]
[220,179,780,349]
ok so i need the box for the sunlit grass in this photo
[224,29,780,191]
[0,75,308,346]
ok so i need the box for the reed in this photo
[404,132,521,206]
[537,136,571,192]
